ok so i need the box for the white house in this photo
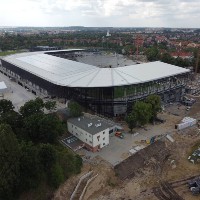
[67,116,111,152]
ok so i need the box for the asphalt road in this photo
[0,71,36,110]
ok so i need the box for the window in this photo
[103,137,105,140]
[103,131,105,134]
[109,129,113,134]
[72,125,73,128]
[86,139,87,141]
[103,143,105,146]
[75,127,77,129]
[90,141,92,144]
[97,135,100,141]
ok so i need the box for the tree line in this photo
[0,98,82,200]
[145,46,198,69]
[1,32,197,70]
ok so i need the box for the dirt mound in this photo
[114,141,170,180]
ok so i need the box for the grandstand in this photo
[0,49,190,117]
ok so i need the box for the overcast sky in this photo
[0,0,200,28]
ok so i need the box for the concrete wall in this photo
[67,121,109,150]
[92,128,109,148]
[68,121,93,147]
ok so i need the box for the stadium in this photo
[0,49,190,117]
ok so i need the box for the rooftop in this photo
[68,116,112,135]
[1,49,190,88]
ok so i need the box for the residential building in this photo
[67,116,112,152]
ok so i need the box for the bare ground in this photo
[53,97,200,200]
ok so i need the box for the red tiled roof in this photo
[170,51,193,58]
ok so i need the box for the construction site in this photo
[51,87,200,200]
[1,46,200,200]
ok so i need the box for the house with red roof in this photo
[170,52,193,59]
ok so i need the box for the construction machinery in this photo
[115,131,124,139]
[188,177,200,195]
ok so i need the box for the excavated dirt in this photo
[114,141,170,180]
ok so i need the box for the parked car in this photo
[115,131,124,139]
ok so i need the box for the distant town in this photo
[0,26,200,71]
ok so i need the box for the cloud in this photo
[0,0,200,27]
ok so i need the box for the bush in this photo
[49,163,64,188]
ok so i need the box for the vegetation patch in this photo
[0,50,25,56]
[126,94,161,132]
[0,98,83,200]
[188,140,200,164]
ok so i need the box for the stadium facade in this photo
[0,50,190,117]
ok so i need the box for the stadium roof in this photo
[1,50,190,88]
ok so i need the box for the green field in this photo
[0,50,24,56]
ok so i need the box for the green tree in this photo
[125,112,137,132]
[68,101,82,117]
[58,149,82,178]
[123,45,136,55]
[74,155,83,174]
[23,113,43,143]
[38,114,65,143]
[158,42,168,50]
[23,113,64,144]
[38,144,57,171]
[19,97,44,118]
[0,124,20,200]
[0,111,23,136]
[175,57,183,67]
[0,99,14,115]
[146,95,161,121]
[161,53,174,64]
[133,101,152,126]
[18,142,40,191]
[44,101,56,112]
[49,163,64,188]
[175,57,190,67]
[146,46,160,61]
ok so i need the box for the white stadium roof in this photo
[1,50,190,88]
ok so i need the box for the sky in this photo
[0,0,200,28]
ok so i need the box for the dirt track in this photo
[114,141,170,180]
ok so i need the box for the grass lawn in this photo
[0,50,25,56]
